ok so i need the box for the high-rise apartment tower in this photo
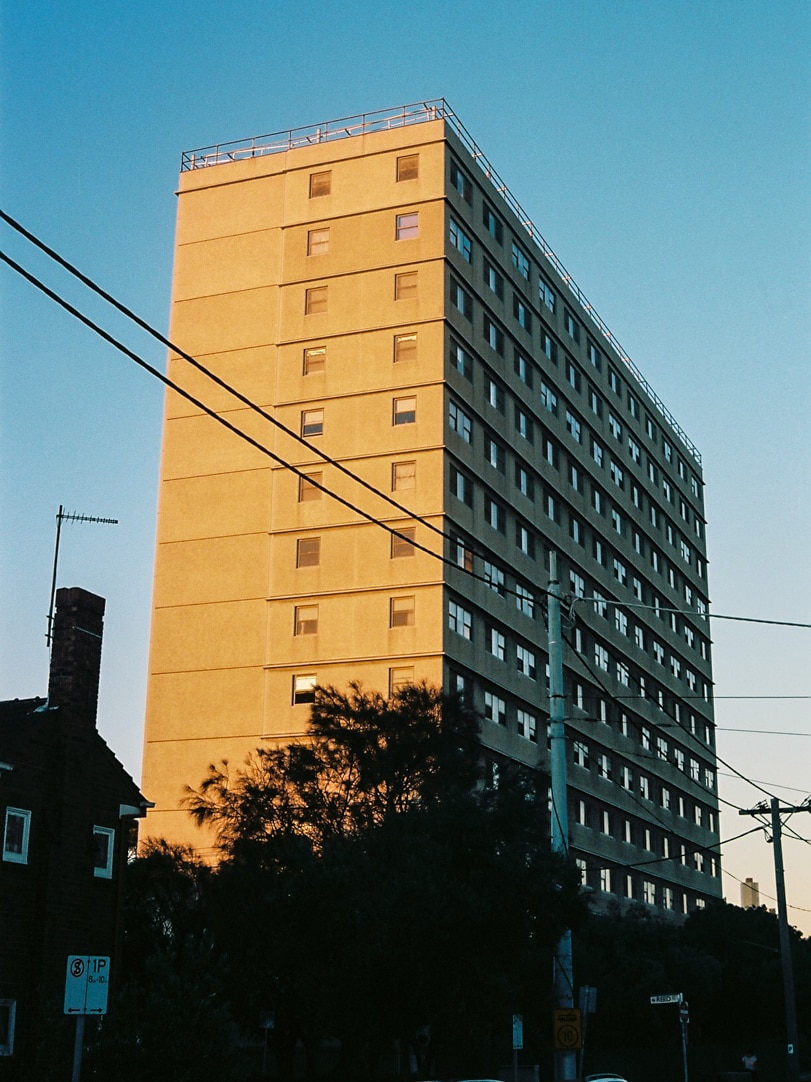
[142,100,722,915]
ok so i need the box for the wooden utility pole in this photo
[739,798,811,1082]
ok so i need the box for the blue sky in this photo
[2,0,810,932]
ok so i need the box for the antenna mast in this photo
[46,504,118,645]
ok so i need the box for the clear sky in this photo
[2,0,809,935]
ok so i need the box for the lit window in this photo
[396,212,419,240]
[395,271,418,300]
[296,536,321,568]
[298,472,322,501]
[393,396,416,425]
[293,673,316,704]
[396,154,419,181]
[392,461,416,491]
[449,218,472,261]
[448,599,473,639]
[309,171,331,197]
[612,558,627,586]
[390,596,415,627]
[391,527,416,558]
[615,609,628,635]
[307,227,330,256]
[303,346,326,374]
[394,333,417,364]
[3,808,31,864]
[629,436,641,463]
[305,286,327,314]
[93,826,115,879]
[295,604,319,636]
[301,408,324,437]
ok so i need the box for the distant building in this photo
[143,100,722,918]
[0,588,149,1078]
[741,877,760,908]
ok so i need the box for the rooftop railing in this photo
[180,98,701,466]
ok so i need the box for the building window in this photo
[574,741,589,768]
[540,382,558,415]
[486,436,505,473]
[448,599,473,639]
[610,462,624,489]
[450,339,473,380]
[629,436,641,463]
[394,333,417,364]
[305,286,327,314]
[539,277,556,312]
[609,412,622,440]
[516,522,535,558]
[483,560,506,595]
[450,159,472,202]
[511,241,530,279]
[390,596,415,627]
[564,309,580,343]
[485,496,506,533]
[396,154,419,181]
[451,278,472,318]
[295,604,319,636]
[486,377,505,412]
[484,315,504,354]
[515,583,535,618]
[542,332,557,364]
[309,170,331,197]
[0,1000,17,1057]
[566,360,581,393]
[516,464,534,499]
[594,644,609,671]
[296,536,321,567]
[392,461,416,491]
[514,351,533,387]
[487,626,506,661]
[450,465,473,506]
[391,526,416,558]
[484,260,504,299]
[393,396,416,425]
[395,212,419,240]
[612,558,627,586]
[93,826,115,879]
[588,341,602,370]
[3,808,31,864]
[389,667,415,696]
[302,345,326,375]
[395,271,418,300]
[449,218,472,261]
[298,471,322,501]
[293,673,316,704]
[301,408,324,437]
[517,709,537,742]
[565,410,581,443]
[307,227,330,256]
[516,644,537,679]
[639,775,650,800]
[484,690,507,726]
[570,572,586,598]
[513,294,531,331]
[483,202,503,242]
[515,407,533,444]
[545,493,558,523]
[449,401,473,442]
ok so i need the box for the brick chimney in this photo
[48,587,105,725]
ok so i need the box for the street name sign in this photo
[64,955,110,1015]
[650,993,683,1005]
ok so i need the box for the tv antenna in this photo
[46,504,118,646]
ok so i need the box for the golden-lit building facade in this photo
[143,101,722,914]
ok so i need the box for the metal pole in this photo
[771,798,800,1082]
[46,505,64,646]
[548,553,577,1081]
[71,1014,85,1082]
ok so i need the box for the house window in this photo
[395,212,419,240]
[484,690,507,725]
[449,218,472,261]
[511,241,530,279]
[307,227,330,256]
[304,286,327,314]
[483,202,503,241]
[396,154,419,181]
[450,340,473,380]
[293,673,316,704]
[394,333,417,364]
[3,808,31,864]
[449,401,473,442]
[392,461,416,491]
[303,346,326,375]
[93,826,115,879]
[295,604,319,636]
[0,1000,17,1057]
[390,596,415,627]
[296,536,321,567]
[393,396,416,425]
[449,599,473,639]
[451,278,472,318]
[298,471,322,501]
[395,271,418,300]
[450,160,472,202]
[539,277,555,312]
[391,527,416,558]
[301,408,324,437]
[309,170,331,197]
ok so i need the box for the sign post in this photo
[64,956,110,1082]
[650,993,688,1082]
[512,1013,523,1082]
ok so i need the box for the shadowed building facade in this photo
[142,101,722,914]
